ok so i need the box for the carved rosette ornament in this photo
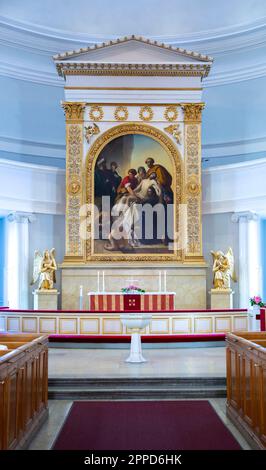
[114,106,129,121]
[63,102,85,258]
[164,106,178,122]
[183,103,203,258]
[186,175,201,196]
[139,106,154,121]
[89,105,104,121]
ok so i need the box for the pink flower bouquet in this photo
[121,285,145,294]
[249,296,264,307]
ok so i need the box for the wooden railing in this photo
[226,331,266,449]
[0,333,49,450]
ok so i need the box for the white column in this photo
[6,212,36,309]
[232,211,261,308]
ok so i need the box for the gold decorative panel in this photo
[183,103,203,259]
[63,102,85,260]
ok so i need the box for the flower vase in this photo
[249,304,260,331]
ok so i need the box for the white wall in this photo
[202,212,240,308]
[28,213,65,308]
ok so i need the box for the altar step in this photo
[48,377,226,400]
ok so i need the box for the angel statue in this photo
[31,249,57,290]
[211,247,236,290]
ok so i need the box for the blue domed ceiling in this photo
[1,0,266,36]
[0,0,266,168]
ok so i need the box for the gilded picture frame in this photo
[85,123,183,262]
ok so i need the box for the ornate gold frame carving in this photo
[62,102,85,122]
[60,67,210,78]
[182,103,205,122]
[85,123,183,262]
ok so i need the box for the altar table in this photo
[87,292,175,312]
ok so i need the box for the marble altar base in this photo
[61,265,207,310]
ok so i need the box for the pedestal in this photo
[210,289,234,309]
[120,314,152,363]
[33,290,59,310]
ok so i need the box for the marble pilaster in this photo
[231,211,261,308]
[6,212,36,309]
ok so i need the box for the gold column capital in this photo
[61,101,86,122]
[181,103,205,122]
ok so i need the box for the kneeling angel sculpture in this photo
[31,249,57,290]
[211,247,236,290]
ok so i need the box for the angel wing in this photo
[50,248,57,283]
[225,247,237,282]
[210,250,221,265]
[30,251,43,285]
[93,123,100,134]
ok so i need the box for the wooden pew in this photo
[0,332,49,450]
[226,331,266,449]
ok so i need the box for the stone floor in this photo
[48,346,226,378]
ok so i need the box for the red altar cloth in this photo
[88,293,175,312]
[259,307,266,331]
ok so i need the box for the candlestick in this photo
[164,270,167,292]
[79,285,83,310]
[97,271,100,292]
[102,271,105,292]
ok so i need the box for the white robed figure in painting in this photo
[104,174,161,251]
[31,248,57,290]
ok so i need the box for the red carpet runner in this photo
[53,401,241,450]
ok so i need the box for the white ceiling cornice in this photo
[1,133,265,163]
[202,135,266,158]
[203,156,266,173]
[0,61,64,87]
[1,15,266,56]
[0,157,65,174]
[0,15,265,87]
[0,135,65,158]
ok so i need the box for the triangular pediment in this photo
[54,35,212,64]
